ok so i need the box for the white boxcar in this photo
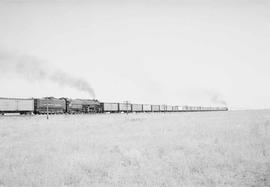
[0,98,34,114]
[132,104,143,112]
[102,102,119,112]
[143,104,151,112]
[160,105,166,111]
[119,103,132,112]
[151,105,160,112]
[182,106,189,111]
[177,106,184,111]
[172,106,178,111]
[188,106,194,111]
[166,105,173,111]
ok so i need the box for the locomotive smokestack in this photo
[0,49,95,98]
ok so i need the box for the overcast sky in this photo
[0,0,269,109]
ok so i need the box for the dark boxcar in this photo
[66,99,101,114]
[34,97,66,114]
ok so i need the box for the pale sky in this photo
[0,0,269,109]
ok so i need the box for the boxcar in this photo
[119,103,132,112]
[193,106,199,111]
[132,104,143,112]
[34,97,66,114]
[143,104,152,112]
[0,97,34,114]
[166,105,173,112]
[160,105,166,112]
[197,106,202,111]
[178,106,184,111]
[181,106,188,111]
[188,106,195,111]
[67,99,101,114]
[151,105,160,112]
[101,102,119,113]
[172,106,178,112]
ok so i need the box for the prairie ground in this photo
[0,110,269,187]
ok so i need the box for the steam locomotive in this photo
[0,97,228,115]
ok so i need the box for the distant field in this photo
[0,111,269,187]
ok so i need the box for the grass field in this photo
[0,110,269,187]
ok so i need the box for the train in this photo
[0,97,228,115]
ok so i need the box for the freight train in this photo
[0,97,228,115]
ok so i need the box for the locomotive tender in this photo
[0,97,228,115]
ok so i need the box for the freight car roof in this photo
[0,97,34,100]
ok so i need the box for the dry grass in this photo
[0,110,269,187]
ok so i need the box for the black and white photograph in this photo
[0,0,269,186]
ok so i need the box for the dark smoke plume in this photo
[211,93,227,106]
[0,50,95,98]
